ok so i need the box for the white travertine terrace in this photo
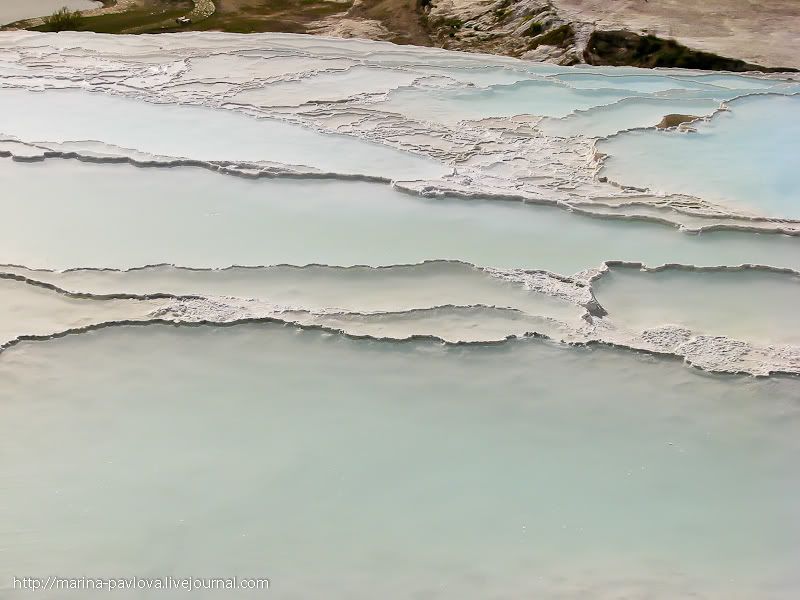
[0,31,799,376]
[3,33,800,600]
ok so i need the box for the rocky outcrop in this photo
[655,114,699,130]
[420,0,586,65]
[583,30,796,73]
[419,0,798,70]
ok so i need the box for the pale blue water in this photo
[2,157,800,272]
[1,32,799,600]
[2,325,799,599]
[0,88,447,180]
[599,95,800,217]
[593,266,800,346]
[539,96,722,138]
[380,79,638,122]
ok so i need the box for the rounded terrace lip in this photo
[1,30,800,600]
[3,258,799,377]
[0,31,799,376]
[0,33,797,229]
[595,93,800,219]
[3,320,800,598]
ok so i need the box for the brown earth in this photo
[176,0,430,43]
[345,0,431,45]
[8,0,800,71]
[656,114,700,129]
[188,0,351,34]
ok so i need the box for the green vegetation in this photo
[186,0,346,34]
[33,1,193,34]
[493,0,511,22]
[634,34,736,69]
[35,0,353,35]
[534,24,572,46]
[42,7,84,32]
[524,21,543,36]
[584,30,798,72]
[187,15,307,34]
[23,0,795,76]
[526,23,574,51]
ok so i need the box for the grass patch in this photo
[533,24,573,46]
[187,14,307,34]
[524,21,543,36]
[182,0,349,34]
[33,1,194,34]
[28,0,346,35]
[527,24,574,51]
[493,0,511,21]
[41,7,84,32]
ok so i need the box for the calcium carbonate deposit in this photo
[1,31,799,599]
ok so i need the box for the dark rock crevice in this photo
[583,30,798,73]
